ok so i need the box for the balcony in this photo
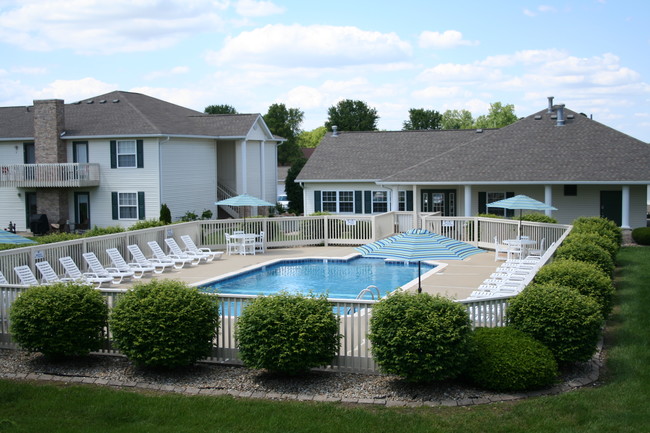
[0,163,100,188]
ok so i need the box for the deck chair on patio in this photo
[255,231,265,254]
[147,241,196,268]
[59,256,113,288]
[106,248,154,279]
[127,244,175,274]
[526,238,545,258]
[83,252,134,284]
[224,233,239,255]
[494,236,508,261]
[164,238,205,264]
[14,265,41,286]
[0,270,8,285]
[35,261,76,284]
[180,235,223,261]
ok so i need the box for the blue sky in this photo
[1,0,649,142]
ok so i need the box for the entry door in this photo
[23,143,35,180]
[25,192,37,228]
[73,142,88,163]
[75,192,91,230]
[421,189,456,216]
[600,191,622,226]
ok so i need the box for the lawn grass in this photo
[1,247,649,432]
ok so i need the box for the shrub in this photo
[110,280,219,368]
[31,232,82,244]
[477,213,505,219]
[9,282,108,358]
[507,284,603,365]
[180,211,199,222]
[368,292,471,382]
[631,227,650,245]
[563,232,619,260]
[555,241,614,276]
[465,327,558,392]
[533,259,614,317]
[571,216,622,247]
[128,219,167,231]
[235,292,340,375]
[159,204,172,224]
[82,225,126,237]
[519,213,558,224]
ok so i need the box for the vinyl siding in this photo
[0,141,29,230]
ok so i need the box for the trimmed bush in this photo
[368,292,471,382]
[128,219,167,231]
[82,225,125,237]
[555,241,614,276]
[236,292,340,374]
[562,232,619,260]
[465,327,558,392]
[508,284,603,364]
[110,280,219,368]
[631,227,650,245]
[160,203,172,224]
[571,216,622,247]
[9,282,108,358]
[533,259,614,317]
[519,213,558,224]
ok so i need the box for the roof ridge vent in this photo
[332,125,338,137]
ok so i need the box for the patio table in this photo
[504,239,537,258]
[230,233,258,255]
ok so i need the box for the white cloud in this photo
[234,0,284,17]
[34,78,117,101]
[418,63,504,83]
[0,0,229,54]
[144,66,191,80]
[207,24,412,68]
[523,5,557,17]
[418,30,478,49]
[280,86,324,110]
[411,86,467,100]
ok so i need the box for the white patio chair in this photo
[35,261,76,284]
[127,244,174,274]
[59,256,113,288]
[180,235,223,261]
[0,270,8,285]
[164,238,204,264]
[255,231,266,254]
[14,265,41,286]
[147,241,196,268]
[224,233,239,255]
[494,236,508,261]
[83,252,134,284]
[240,236,256,255]
[106,248,154,279]
[527,238,546,258]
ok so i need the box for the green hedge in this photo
[571,216,622,246]
[562,232,619,260]
[368,292,471,382]
[631,227,650,245]
[465,327,558,392]
[555,241,615,276]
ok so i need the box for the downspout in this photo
[158,136,170,209]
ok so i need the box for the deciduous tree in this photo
[297,126,327,148]
[325,99,378,132]
[263,103,304,165]
[474,102,518,129]
[440,109,474,130]
[403,108,442,130]
[204,104,237,114]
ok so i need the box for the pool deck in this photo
[118,246,501,300]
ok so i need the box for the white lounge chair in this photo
[35,261,76,284]
[106,248,154,279]
[164,238,204,264]
[59,256,113,288]
[83,252,134,284]
[147,241,195,268]
[0,270,8,285]
[14,265,41,286]
[180,235,223,261]
[127,244,174,274]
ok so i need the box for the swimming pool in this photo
[199,256,438,299]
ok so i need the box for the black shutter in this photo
[136,140,144,168]
[314,190,321,212]
[364,191,372,214]
[138,192,145,220]
[478,192,486,215]
[110,141,117,169]
[506,191,515,217]
[111,192,118,220]
[354,191,362,214]
[406,191,413,211]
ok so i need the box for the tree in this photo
[263,103,304,165]
[402,108,442,130]
[285,157,307,214]
[474,102,518,129]
[204,104,237,114]
[325,99,379,132]
[296,126,327,148]
[440,109,474,130]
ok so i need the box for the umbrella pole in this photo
[417,261,422,293]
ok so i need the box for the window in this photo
[398,191,406,211]
[117,140,137,168]
[487,192,507,216]
[564,185,577,196]
[372,191,388,213]
[118,192,138,219]
[339,191,354,212]
[321,191,354,213]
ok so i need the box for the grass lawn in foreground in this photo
[0,247,648,432]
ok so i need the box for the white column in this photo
[544,185,553,217]
[260,140,266,199]
[621,185,631,229]
[391,186,400,211]
[464,185,472,217]
[413,184,419,228]
[241,140,247,193]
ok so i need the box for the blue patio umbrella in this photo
[487,194,558,236]
[215,193,275,224]
[355,229,484,292]
[0,230,37,245]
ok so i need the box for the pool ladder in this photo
[356,285,381,300]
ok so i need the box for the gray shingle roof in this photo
[297,107,650,184]
[0,90,263,139]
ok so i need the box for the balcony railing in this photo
[0,163,100,187]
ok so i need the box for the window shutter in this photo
[364,191,372,214]
[354,191,362,214]
[138,191,145,220]
[136,140,144,168]
[314,190,321,212]
[110,141,117,169]
[406,191,413,211]
[111,192,118,220]
[506,191,515,217]
[478,192,486,214]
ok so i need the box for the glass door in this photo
[420,189,456,216]
[74,192,90,230]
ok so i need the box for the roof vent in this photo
[534,115,542,120]
[476,128,483,133]
[556,104,566,126]
[73,101,81,105]
[112,99,120,103]
[86,100,94,104]
[567,114,574,119]
[99,99,107,104]
[547,96,554,113]
[332,125,338,137]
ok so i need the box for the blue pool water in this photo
[200,257,435,299]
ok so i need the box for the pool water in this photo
[200,257,435,299]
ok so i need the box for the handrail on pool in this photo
[356,285,381,300]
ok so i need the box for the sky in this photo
[1,0,649,142]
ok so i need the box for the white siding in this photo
[0,141,29,230]
[217,140,236,191]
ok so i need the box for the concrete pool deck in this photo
[118,246,501,300]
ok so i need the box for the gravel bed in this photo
[0,349,601,405]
